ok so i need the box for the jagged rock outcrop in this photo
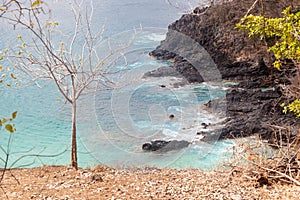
[148,0,300,142]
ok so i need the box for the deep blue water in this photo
[0,0,235,169]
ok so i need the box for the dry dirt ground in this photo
[0,166,299,199]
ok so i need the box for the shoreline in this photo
[1,1,299,199]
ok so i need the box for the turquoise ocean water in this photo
[0,0,235,169]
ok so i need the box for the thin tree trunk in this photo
[71,74,78,170]
[71,100,78,170]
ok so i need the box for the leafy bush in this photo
[237,7,300,118]
[282,99,300,118]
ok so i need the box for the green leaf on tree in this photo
[5,124,15,133]
[10,73,17,79]
[31,0,44,8]
[11,111,17,119]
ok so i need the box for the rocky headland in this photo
[144,0,300,148]
[1,2,299,199]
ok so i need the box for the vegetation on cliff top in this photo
[235,3,300,186]
[237,6,300,118]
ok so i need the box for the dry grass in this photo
[0,164,299,200]
[224,129,300,187]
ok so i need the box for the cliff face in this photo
[167,1,296,67]
[149,0,300,141]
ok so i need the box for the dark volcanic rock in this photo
[143,66,181,78]
[149,0,300,142]
[150,1,297,83]
[149,49,176,60]
[142,140,190,152]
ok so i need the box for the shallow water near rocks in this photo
[0,0,235,169]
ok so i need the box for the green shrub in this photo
[237,7,300,118]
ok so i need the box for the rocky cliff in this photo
[149,0,300,142]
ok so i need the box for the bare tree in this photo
[0,0,125,169]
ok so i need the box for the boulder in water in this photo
[142,140,190,152]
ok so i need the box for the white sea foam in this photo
[145,33,166,42]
